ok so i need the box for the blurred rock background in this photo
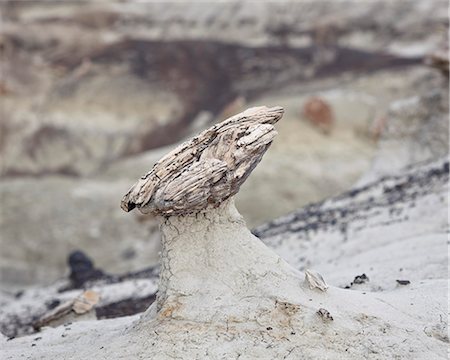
[0,0,448,290]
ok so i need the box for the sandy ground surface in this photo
[2,158,447,359]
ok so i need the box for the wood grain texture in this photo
[121,106,284,216]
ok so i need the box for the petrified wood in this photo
[121,106,284,215]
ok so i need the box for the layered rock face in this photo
[1,0,446,177]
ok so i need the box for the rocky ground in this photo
[1,143,448,359]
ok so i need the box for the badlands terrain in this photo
[0,1,448,359]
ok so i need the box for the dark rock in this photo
[45,299,61,310]
[396,280,411,285]
[352,273,370,285]
[67,250,106,288]
[95,294,156,320]
[316,308,333,322]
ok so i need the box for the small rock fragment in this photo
[73,290,100,315]
[34,300,74,329]
[316,308,333,322]
[353,273,369,284]
[396,279,410,285]
[34,290,100,329]
[351,273,370,286]
[344,273,370,288]
[304,269,328,292]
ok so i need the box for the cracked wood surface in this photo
[121,106,284,216]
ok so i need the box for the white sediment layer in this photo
[3,192,447,359]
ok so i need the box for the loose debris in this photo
[304,269,328,292]
[352,273,369,285]
[34,290,100,329]
[72,290,100,315]
[396,280,410,286]
[345,273,369,288]
[316,308,334,322]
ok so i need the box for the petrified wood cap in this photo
[121,106,284,216]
